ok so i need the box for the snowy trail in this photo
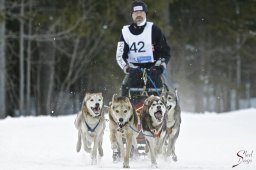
[0,109,255,170]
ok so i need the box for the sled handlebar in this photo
[129,88,162,92]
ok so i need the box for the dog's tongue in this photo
[93,107,99,112]
[154,111,163,120]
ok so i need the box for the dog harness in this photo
[148,122,165,138]
[129,117,165,138]
[84,117,101,133]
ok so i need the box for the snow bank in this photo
[0,109,255,170]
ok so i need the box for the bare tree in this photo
[19,0,25,116]
[233,0,241,110]
[0,0,6,118]
[53,29,106,114]
[25,0,33,115]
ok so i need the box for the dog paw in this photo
[76,141,81,152]
[98,147,104,157]
[76,145,81,152]
[111,143,118,150]
[151,163,158,168]
[123,163,130,168]
[172,155,177,162]
[97,157,102,168]
[91,158,97,165]
[112,151,121,163]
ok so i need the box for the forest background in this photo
[0,0,255,118]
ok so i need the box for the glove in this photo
[123,63,139,74]
[150,65,164,75]
[150,58,166,75]
[154,58,167,68]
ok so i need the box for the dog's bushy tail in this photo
[76,131,82,152]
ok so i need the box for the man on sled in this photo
[115,0,171,99]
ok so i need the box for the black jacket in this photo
[116,22,171,69]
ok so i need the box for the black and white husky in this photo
[140,95,167,168]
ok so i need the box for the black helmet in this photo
[131,0,148,13]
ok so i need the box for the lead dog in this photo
[140,95,167,168]
[161,89,181,161]
[108,94,139,168]
[74,92,105,165]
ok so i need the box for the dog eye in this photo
[90,99,94,102]
[124,110,127,113]
[98,99,102,101]
[115,110,119,113]
[168,97,172,100]
[152,104,156,106]
[160,103,163,105]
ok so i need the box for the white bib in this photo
[122,22,154,63]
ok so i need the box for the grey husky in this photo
[161,89,181,161]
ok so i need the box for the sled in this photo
[112,68,169,161]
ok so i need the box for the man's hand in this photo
[150,58,166,75]
[123,63,139,74]
[150,65,164,75]
[155,58,166,68]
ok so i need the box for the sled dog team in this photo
[74,90,181,168]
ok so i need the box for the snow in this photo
[0,109,256,170]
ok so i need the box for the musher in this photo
[115,0,171,97]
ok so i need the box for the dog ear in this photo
[175,88,179,104]
[112,94,118,102]
[144,95,154,106]
[160,95,166,103]
[124,96,131,103]
[97,92,103,97]
[144,98,149,106]
[84,93,91,102]
[161,85,167,94]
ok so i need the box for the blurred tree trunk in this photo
[25,0,32,115]
[195,17,206,113]
[233,0,241,110]
[245,82,251,108]
[36,1,56,115]
[194,84,204,113]
[38,41,55,115]
[19,0,25,116]
[0,0,6,118]
[235,35,241,110]
[225,65,233,111]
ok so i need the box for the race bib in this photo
[122,22,154,64]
